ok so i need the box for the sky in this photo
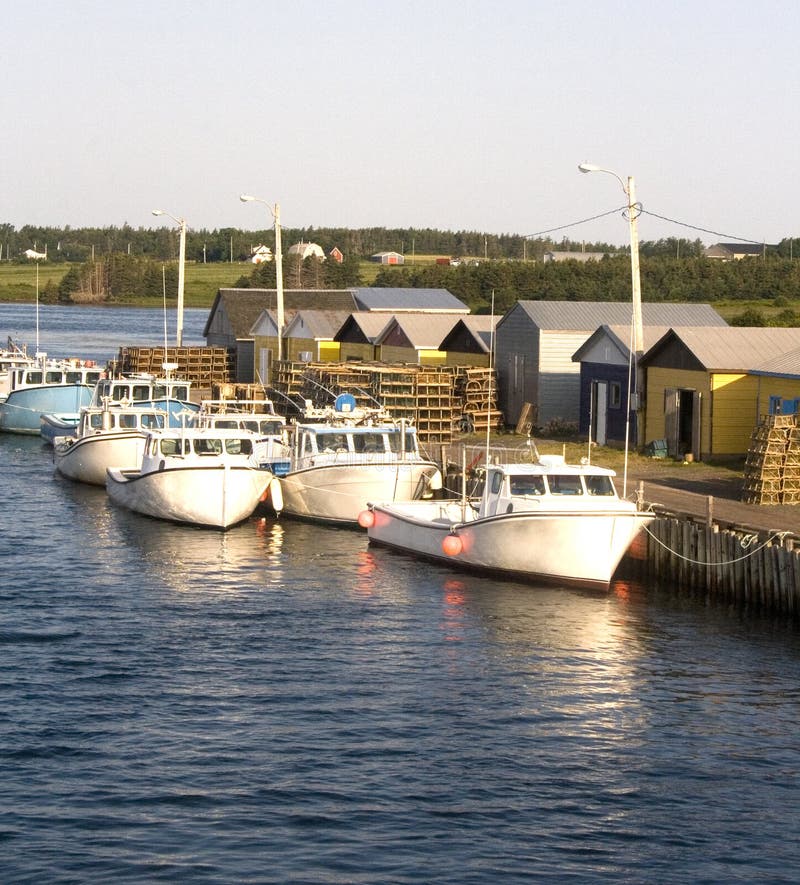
[2,0,798,248]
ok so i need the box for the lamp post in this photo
[578,163,645,482]
[152,208,187,347]
[240,194,284,363]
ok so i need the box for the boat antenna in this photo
[484,290,496,466]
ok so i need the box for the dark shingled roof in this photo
[203,288,358,339]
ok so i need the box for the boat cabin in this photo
[192,400,287,438]
[292,423,420,465]
[478,457,618,518]
[77,405,167,436]
[9,363,103,392]
[91,374,192,406]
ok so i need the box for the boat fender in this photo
[268,477,283,514]
[358,509,375,529]
[442,534,462,556]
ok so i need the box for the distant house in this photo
[288,242,326,261]
[370,251,404,265]
[329,246,344,264]
[704,242,767,260]
[542,250,615,263]
[641,326,800,459]
[495,300,727,430]
[23,248,47,260]
[437,315,498,367]
[250,245,272,264]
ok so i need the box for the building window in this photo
[609,382,622,408]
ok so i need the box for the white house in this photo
[23,248,47,260]
[250,245,273,264]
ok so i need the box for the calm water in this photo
[2,305,800,883]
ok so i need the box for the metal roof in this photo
[508,300,726,331]
[283,310,354,340]
[572,324,675,362]
[352,287,469,313]
[642,327,800,372]
[375,313,464,349]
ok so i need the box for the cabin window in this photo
[119,414,138,429]
[153,385,167,399]
[89,414,104,429]
[510,476,545,496]
[141,413,164,429]
[173,386,189,400]
[547,475,583,495]
[87,372,102,384]
[194,437,223,455]
[609,382,622,408]
[26,371,43,384]
[45,371,64,384]
[387,430,417,454]
[113,385,130,400]
[352,432,385,454]
[225,438,252,455]
[65,371,82,384]
[132,385,151,400]
[491,472,503,494]
[317,433,349,453]
[586,475,615,496]
[216,420,240,429]
[260,420,284,435]
[160,438,187,456]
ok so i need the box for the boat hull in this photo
[0,384,94,434]
[280,461,441,524]
[55,432,150,486]
[106,464,272,529]
[367,500,654,589]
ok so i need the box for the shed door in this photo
[664,388,680,457]
[592,381,608,446]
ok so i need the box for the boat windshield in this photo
[386,430,417,454]
[547,475,584,496]
[352,432,386,454]
[585,475,616,496]
[510,476,545,496]
[316,432,349,453]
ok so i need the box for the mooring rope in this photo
[641,521,791,566]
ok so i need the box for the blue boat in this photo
[0,358,104,435]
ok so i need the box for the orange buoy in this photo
[442,534,462,556]
[358,509,375,528]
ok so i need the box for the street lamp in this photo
[240,194,284,363]
[578,162,645,486]
[152,208,187,347]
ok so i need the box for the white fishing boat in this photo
[106,426,282,529]
[360,453,654,589]
[0,341,37,402]
[53,402,169,486]
[278,397,442,524]
[190,399,291,475]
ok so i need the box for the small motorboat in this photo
[106,426,282,529]
[53,402,170,486]
[278,398,442,524]
[360,453,655,589]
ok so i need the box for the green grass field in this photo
[0,260,791,322]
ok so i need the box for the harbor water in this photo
[2,304,800,883]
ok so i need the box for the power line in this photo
[638,208,766,245]
[523,206,626,240]
[524,204,770,246]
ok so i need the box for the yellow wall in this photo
[445,351,490,367]
[646,367,800,456]
[318,341,340,362]
[644,367,710,451]
[419,349,447,366]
